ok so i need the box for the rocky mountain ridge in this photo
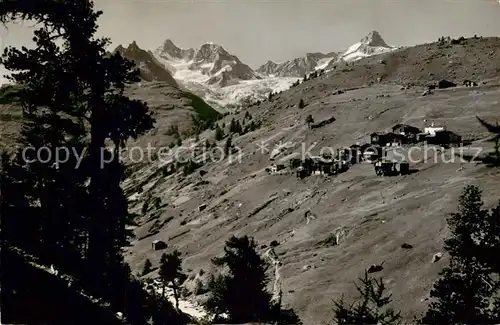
[258,30,396,77]
[256,51,340,78]
[102,31,397,108]
[155,40,259,87]
[113,41,179,87]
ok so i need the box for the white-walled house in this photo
[424,123,445,136]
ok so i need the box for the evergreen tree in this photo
[215,124,224,141]
[421,185,500,324]
[182,159,200,175]
[331,272,401,325]
[159,250,186,312]
[142,259,153,276]
[306,114,314,128]
[205,235,272,323]
[249,120,256,132]
[224,135,232,156]
[229,118,237,133]
[0,2,183,324]
[204,235,302,324]
[477,116,500,165]
[235,120,243,134]
[298,98,305,109]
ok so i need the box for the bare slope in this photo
[323,36,500,88]
[2,36,500,324]
[0,82,221,154]
[120,36,500,324]
[114,41,179,87]
[124,79,500,324]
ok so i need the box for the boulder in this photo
[367,263,384,273]
[438,79,457,89]
[432,252,443,263]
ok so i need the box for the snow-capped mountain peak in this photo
[113,41,178,87]
[360,30,390,48]
[144,31,398,108]
[256,51,340,78]
[154,38,259,89]
[156,39,195,62]
[340,30,395,62]
[124,41,141,52]
[193,42,231,63]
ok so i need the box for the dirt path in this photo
[265,247,283,305]
[151,281,208,321]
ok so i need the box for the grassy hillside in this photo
[318,36,500,90]
[122,36,500,324]
[0,84,21,105]
[183,90,222,123]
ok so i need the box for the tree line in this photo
[0,1,183,324]
[136,184,500,325]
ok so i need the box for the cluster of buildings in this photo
[270,122,463,179]
[370,123,462,148]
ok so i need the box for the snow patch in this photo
[315,57,334,70]
[204,77,297,107]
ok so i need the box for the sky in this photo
[1,0,500,71]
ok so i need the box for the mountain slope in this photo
[114,41,179,87]
[122,35,500,324]
[339,30,396,62]
[155,40,259,88]
[0,81,221,154]
[123,82,222,149]
[150,39,299,108]
[256,30,394,78]
[257,52,340,78]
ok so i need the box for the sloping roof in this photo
[392,124,421,133]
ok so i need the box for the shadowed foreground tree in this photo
[159,250,186,312]
[331,272,402,325]
[477,116,500,166]
[204,235,302,324]
[421,185,500,324]
[1,0,152,297]
[0,1,184,324]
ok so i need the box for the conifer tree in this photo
[421,185,500,324]
[298,98,305,109]
[205,235,271,323]
[142,259,153,276]
[224,135,232,156]
[331,272,401,325]
[235,120,243,134]
[159,250,186,312]
[0,2,184,324]
[306,114,314,128]
[204,235,302,324]
[215,124,224,141]
[229,118,237,133]
[477,116,500,165]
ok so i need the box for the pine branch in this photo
[477,116,500,134]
